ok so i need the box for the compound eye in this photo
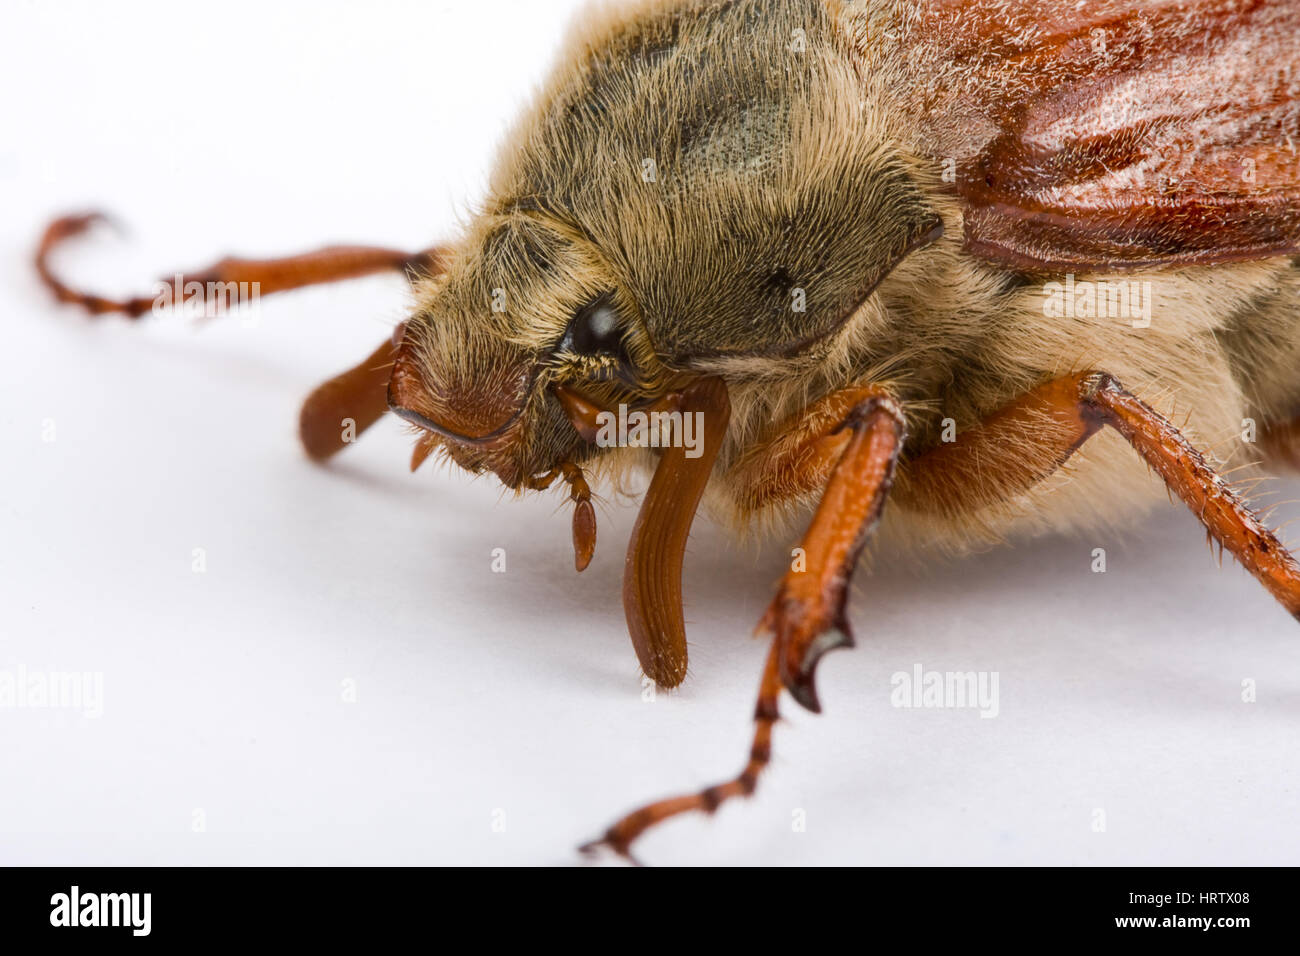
[562,293,625,357]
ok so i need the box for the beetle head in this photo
[389,210,668,489]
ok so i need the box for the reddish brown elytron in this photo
[910,0,1300,270]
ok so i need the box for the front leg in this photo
[36,212,446,318]
[583,389,906,860]
[37,212,452,461]
[758,392,907,711]
[35,214,451,461]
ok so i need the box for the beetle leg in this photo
[759,392,907,711]
[583,390,904,860]
[36,213,449,461]
[35,211,446,318]
[581,643,782,864]
[897,370,1300,618]
[1085,373,1300,616]
[299,338,399,462]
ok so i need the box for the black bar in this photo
[0,866,1290,943]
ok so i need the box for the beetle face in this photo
[388,212,664,488]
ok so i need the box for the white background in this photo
[2,0,1298,866]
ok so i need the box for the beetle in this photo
[34,0,1300,861]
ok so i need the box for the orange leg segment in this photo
[1082,373,1300,618]
[583,391,905,861]
[299,337,398,462]
[36,211,450,461]
[759,391,907,711]
[899,370,1300,617]
[35,211,446,318]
